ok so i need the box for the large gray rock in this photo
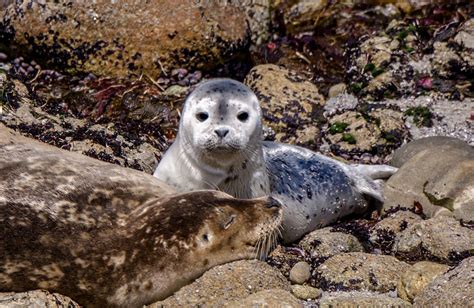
[2,0,250,78]
[390,136,472,167]
[393,215,474,263]
[0,290,80,307]
[149,260,290,307]
[384,137,474,221]
[414,256,474,307]
[316,252,411,293]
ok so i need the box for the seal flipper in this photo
[351,164,398,180]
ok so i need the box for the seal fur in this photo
[0,127,283,307]
[154,79,397,242]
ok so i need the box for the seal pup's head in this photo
[111,190,283,306]
[179,79,262,167]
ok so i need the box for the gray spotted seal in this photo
[154,79,397,243]
[0,127,283,307]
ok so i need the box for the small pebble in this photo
[289,261,311,284]
[171,68,188,79]
[0,52,7,61]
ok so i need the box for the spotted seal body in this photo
[154,79,397,243]
[0,127,282,307]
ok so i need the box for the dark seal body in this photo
[264,142,380,242]
[0,126,282,307]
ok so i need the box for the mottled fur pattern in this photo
[0,127,282,307]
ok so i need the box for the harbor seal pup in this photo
[154,79,397,242]
[0,128,283,307]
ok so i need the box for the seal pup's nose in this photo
[266,196,282,208]
[214,128,229,138]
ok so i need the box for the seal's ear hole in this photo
[196,112,209,122]
[237,112,249,122]
[223,214,236,229]
[202,234,210,242]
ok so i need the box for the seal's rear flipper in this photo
[351,164,398,180]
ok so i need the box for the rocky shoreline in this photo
[1,1,473,307]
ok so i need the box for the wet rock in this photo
[2,0,250,78]
[397,261,450,303]
[0,290,80,307]
[384,97,473,145]
[363,71,394,94]
[323,94,359,117]
[291,285,322,300]
[316,252,411,293]
[0,72,168,173]
[369,210,423,253]
[325,108,405,155]
[283,0,328,34]
[150,260,290,307]
[162,85,189,97]
[347,16,473,100]
[413,256,474,306]
[267,245,305,278]
[319,291,412,307]
[454,18,474,50]
[289,261,311,284]
[328,83,348,98]
[244,64,325,148]
[244,2,272,45]
[299,227,364,260]
[393,216,474,264]
[225,289,302,308]
[384,136,474,221]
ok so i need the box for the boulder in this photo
[384,137,474,221]
[316,252,411,293]
[150,260,290,307]
[2,0,250,78]
[393,216,474,264]
[244,64,325,148]
[397,261,449,303]
[413,256,474,306]
[299,227,365,260]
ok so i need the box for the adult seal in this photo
[0,126,283,307]
[154,79,397,243]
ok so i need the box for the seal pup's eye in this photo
[237,112,249,122]
[196,112,209,122]
[223,215,236,229]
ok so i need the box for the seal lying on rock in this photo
[0,127,283,307]
[154,79,397,242]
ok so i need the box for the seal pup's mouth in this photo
[252,196,284,260]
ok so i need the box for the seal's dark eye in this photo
[223,215,236,229]
[237,112,249,122]
[196,112,209,122]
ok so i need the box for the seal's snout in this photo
[266,196,282,208]
[214,128,229,138]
